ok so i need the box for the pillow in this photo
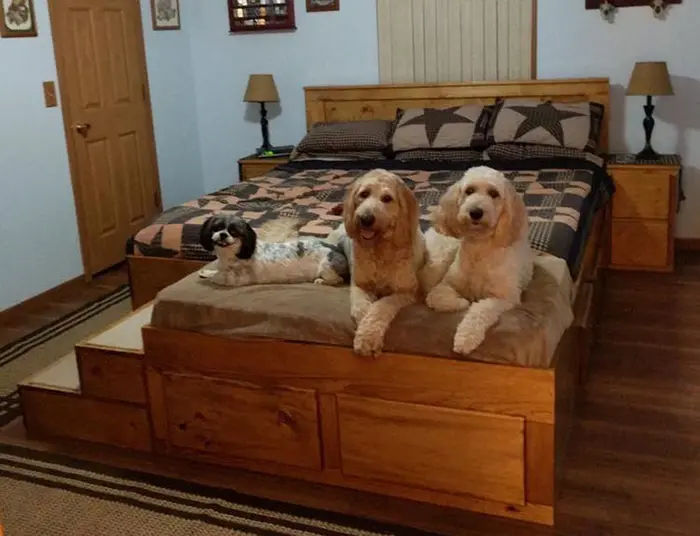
[484,143,604,166]
[394,149,484,162]
[390,105,493,152]
[289,150,386,162]
[293,120,393,155]
[486,99,605,152]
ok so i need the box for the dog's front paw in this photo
[353,329,384,358]
[453,330,484,356]
[313,278,325,285]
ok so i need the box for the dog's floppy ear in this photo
[433,181,463,238]
[493,179,528,248]
[343,178,361,239]
[234,219,257,259]
[199,216,217,251]
[394,175,420,249]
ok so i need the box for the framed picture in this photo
[0,0,38,38]
[306,0,339,12]
[151,0,181,31]
[229,0,296,33]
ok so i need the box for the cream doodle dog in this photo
[339,169,426,357]
[426,166,535,355]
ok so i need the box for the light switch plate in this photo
[43,81,58,108]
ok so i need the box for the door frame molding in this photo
[48,0,164,280]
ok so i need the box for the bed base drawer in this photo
[156,372,323,471]
[336,394,526,505]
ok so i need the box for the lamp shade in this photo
[243,74,280,103]
[626,62,674,96]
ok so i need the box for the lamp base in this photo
[255,144,294,157]
[635,146,660,161]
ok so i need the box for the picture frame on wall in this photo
[0,0,38,38]
[151,0,181,31]
[306,0,339,13]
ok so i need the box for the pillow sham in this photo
[289,150,386,162]
[394,149,484,162]
[293,120,393,155]
[486,99,605,152]
[390,104,492,152]
[484,143,604,166]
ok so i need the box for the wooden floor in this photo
[0,264,128,349]
[4,254,700,534]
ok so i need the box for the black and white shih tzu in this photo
[199,214,350,287]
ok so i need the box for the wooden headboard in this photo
[304,78,611,152]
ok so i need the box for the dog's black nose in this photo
[359,214,375,228]
[469,208,484,221]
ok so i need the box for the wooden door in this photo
[49,0,162,276]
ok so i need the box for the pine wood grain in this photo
[336,394,526,505]
[9,252,700,534]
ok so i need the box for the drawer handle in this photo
[277,409,295,428]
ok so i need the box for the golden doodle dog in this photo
[426,166,535,355]
[339,169,426,357]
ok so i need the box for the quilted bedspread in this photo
[129,157,614,275]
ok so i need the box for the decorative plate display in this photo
[229,0,296,32]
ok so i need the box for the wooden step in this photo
[18,353,152,452]
[74,303,153,405]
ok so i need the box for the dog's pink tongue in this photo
[360,229,376,240]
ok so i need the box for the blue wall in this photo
[0,0,202,310]
[0,1,82,310]
[187,0,379,193]
[537,0,700,238]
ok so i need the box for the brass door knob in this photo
[73,122,91,137]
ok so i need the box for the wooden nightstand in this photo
[607,154,681,272]
[238,154,290,181]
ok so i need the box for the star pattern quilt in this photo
[128,156,614,278]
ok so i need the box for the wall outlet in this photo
[43,81,58,108]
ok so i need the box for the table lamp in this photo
[243,74,280,155]
[626,61,674,160]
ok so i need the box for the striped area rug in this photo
[0,443,426,536]
[0,286,132,427]
[0,287,428,535]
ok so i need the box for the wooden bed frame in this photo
[127,77,611,309]
[24,78,611,529]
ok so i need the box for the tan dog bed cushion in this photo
[150,256,573,369]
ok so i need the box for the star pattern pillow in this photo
[390,105,492,152]
[487,99,605,152]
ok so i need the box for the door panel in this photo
[50,0,160,275]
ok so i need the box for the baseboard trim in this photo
[676,238,700,251]
[0,274,85,323]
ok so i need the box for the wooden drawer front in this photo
[337,395,525,505]
[21,389,152,452]
[612,169,670,220]
[164,373,322,470]
[241,162,278,181]
[611,220,669,268]
[77,349,146,405]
